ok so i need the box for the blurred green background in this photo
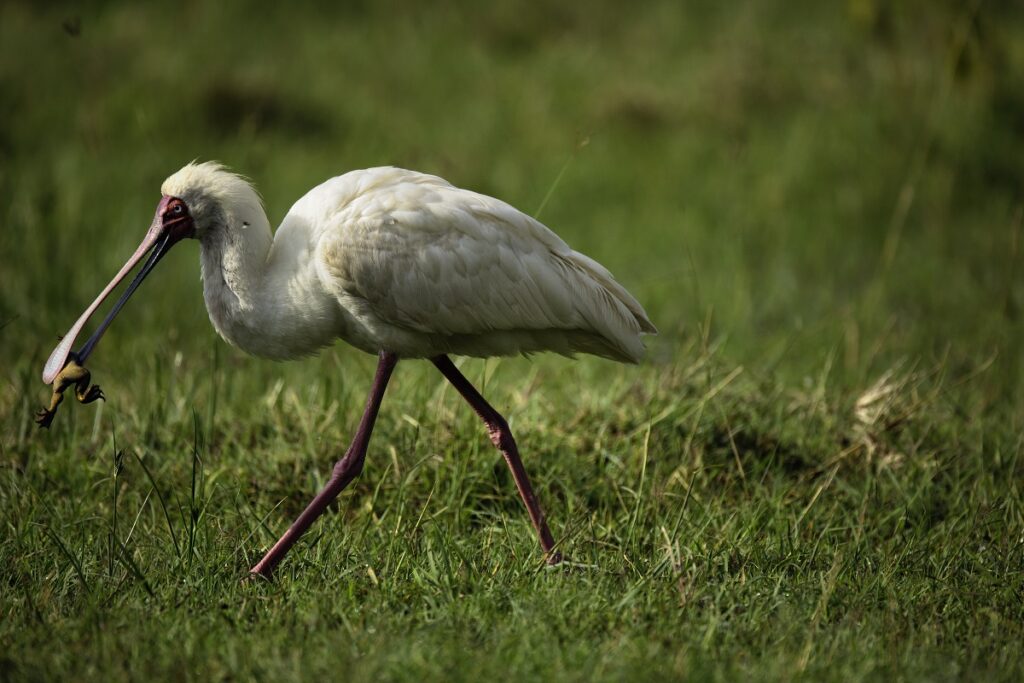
[1,1,1023,681]
[2,0,1021,397]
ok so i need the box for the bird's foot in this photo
[242,569,273,585]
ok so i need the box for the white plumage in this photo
[161,162,656,364]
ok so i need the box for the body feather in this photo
[164,164,656,362]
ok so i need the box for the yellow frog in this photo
[35,358,104,428]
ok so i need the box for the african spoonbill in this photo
[40,163,657,578]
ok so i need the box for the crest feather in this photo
[161,161,263,211]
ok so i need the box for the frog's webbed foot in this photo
[77,383,104,404]
[35,407,58,428]
[35,389,65,429]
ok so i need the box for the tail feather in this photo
[554,251,657,363]
[565,251,658,334]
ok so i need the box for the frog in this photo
[35,357,104,428]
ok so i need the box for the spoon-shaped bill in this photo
[42,196,191,384]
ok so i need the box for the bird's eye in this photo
[173,203,184,214]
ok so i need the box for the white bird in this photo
[41,162,657,578]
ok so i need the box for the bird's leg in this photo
[249,351,398,579]
[432,355,562,565]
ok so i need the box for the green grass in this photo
[2,1,1023,680]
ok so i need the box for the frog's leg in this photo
[75,376,104,404]
[60,362,103,404]
[34,388,65,428]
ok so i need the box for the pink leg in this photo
[432,355,562,564]
[250,351,398,578]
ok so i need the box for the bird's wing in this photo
[317,179,572,334]
[313,169,651,359]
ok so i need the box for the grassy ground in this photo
[2,1,1023,680]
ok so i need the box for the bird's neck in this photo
[198,208,342,360]
[199,208,274,349]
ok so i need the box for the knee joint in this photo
[487,416,515,450]
[332,453,364,481]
